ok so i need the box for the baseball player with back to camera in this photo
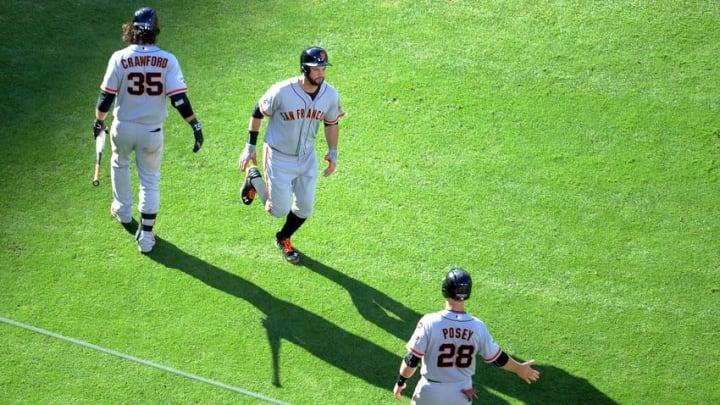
[93,7,204,253]
[393,268,540,404]
[239,46,345,264]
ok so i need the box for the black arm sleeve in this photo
[96,91,116,113]
[403,352,421,368]
[252,104,264,119]
[493,351,510,367]
[169,92,195,119]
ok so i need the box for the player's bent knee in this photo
[269,207,290,218]
[293,208,313,218]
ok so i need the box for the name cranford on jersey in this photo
[121,55,169,69]
[280,108,326,122]
[443,327,475,341]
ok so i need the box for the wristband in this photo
[396,375,407,387]
[248,130,259,145]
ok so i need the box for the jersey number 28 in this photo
[127,72,164,96]
[437,343,475,368]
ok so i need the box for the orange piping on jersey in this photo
[166,87,188,96]
[324,111,346,125]
[483,347,503,363]
[259,103,272,117]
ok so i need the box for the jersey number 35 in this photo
[127,72,164,96]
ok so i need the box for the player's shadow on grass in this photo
[297,250,618,405]
[473,359,619,405]
[145,238,399,391]
[297,250,419,341]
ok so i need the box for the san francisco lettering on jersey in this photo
[121,55,169,69]
[280,108,326,122]
[442,327,475,341]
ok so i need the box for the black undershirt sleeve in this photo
[96,91,116,113]
[169,93,195,119]
[404,352,421,368]
[252,104,264,119]
[493,351,510,367]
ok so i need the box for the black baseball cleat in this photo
[241,166,261,205]
[275,236,300,265]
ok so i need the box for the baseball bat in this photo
[92,129,108,186]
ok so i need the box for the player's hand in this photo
[517,359,540,384]
[191,120,203,153]
[462,388,478,401]
[323,149,337,177]
[239,143,257,171]
[93,119,106,139]
[393,383,406,401]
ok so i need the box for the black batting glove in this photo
[190,119,203,153]
[93,119,105,139]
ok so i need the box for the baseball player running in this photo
[393,268,540,404]
[239,46,345,264]
[93,7,204,253]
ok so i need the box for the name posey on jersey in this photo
[443,327,475,341]
[120,55,169,69]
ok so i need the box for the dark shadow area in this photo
[298,250,420,341]
[473,359,620,405]
[298,250,618,404]
[144,239,617,402]
[145,238,399,390]
[119,218,139,235]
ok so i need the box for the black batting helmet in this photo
[300,47,331,74]
[442,268,473,301]
[133,7,160,35]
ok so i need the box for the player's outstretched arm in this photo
[502,357,540,384]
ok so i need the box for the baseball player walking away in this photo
[239,46,345,264]
[93,7,204,253]
[393,268,540,404]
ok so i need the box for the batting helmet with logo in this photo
[300,47,331,74]
[442,268,473,301]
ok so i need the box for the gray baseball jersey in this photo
[256,76,344,218]
[408,310,501,384]
[258,77,344,157]
[100,44,187,125]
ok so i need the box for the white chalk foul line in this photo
[1,316,293,405]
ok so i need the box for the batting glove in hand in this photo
[190,119,203,153]
[323,149,337,177]
[239,143,258,171]
[93,119,105,139]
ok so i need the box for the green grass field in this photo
[1,1,718,404]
